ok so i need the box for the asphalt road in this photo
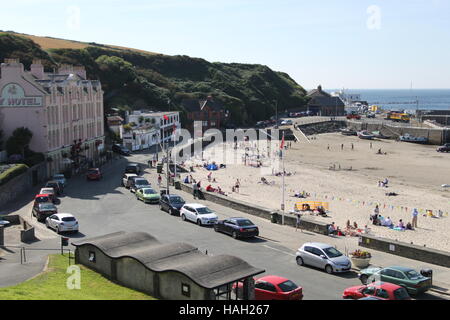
[38,152,446,300]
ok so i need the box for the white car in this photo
[45,213,79,234]
[52,174,67,187]
[122,173,138,188]
[180,204,219,226]
[296,242,352,274]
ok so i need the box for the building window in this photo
[88,251,96,263]
[211,121,216,127]
[202,121,208,127]
[181,283,191,297]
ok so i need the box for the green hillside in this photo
[0,32,308,126]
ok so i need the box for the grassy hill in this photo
[0,31,308,126]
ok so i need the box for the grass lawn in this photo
[0,254,155,300]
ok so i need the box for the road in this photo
[28,151,441,301]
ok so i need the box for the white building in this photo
[126,110,180,144]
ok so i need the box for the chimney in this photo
[318,85,322,92]
[1,58,24,79]
[31,59,44,79]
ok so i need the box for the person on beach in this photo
[184,175,190,184]
[351,143,354,150]
[383,217,393,228]
[341,144,344,150]
[412,208,419,228]
[327,144,330,150]
[235,179,240,193]
[397,219,405,229]
[207,172,212,182]
[328,222,338,236]
[370,142,373,149]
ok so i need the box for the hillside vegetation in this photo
[0,32,308,126]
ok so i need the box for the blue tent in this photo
[207,164,218,171]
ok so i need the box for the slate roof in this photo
[72,231,265,289]
[307,86,345,108]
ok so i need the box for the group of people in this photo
[370,205,418,231]
[378,178,389,188]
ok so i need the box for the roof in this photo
[307,86,345,108]
[304,242,335,249]
[55,213,74,218]
[73,232,265,289]
[385,266,415,272]
[185,203,209,209]
[257,275,289,285]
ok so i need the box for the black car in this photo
[112,144,131,156]
[214,218,259,239]
[129,178,151,193]
[125,163,141,175]
[437,143,450,153]
[45,180,64,196]
[159,194,186,215]
[32,202,58,222]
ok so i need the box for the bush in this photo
[0,164,29,186]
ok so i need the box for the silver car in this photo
[296,242,352,274]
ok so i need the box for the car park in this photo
[343,282,411,300]
[86,168,102,181]
[296,242,352,274]
[32,202,58,222]
[214,218,259,239]
[122,173,138,188]
[159,194,186,215]
[180,204,218,226]
[45,213,79,234]
[234,276,303,300]
[112,144,131,156]
[135,188,160,204]
[358,266,432,295]
[125,163,141,175]
[130,178,151,193]
[52,174,67,187]
[45,180,64,195]
[39,188,57,203]
[437,143,450,153]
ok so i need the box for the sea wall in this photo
[296,121,346,136]
[359,234,450,268]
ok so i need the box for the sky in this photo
[1,0,450,89]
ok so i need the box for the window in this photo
[393,288,410,300]
[375,288,390,299]
[362,286,376,295]
[392,271,406,279]
[181,283,190,297]
[278,280,298,293]
[255,281,277,292]
[89,251,96,263]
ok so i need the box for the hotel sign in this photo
[0,83,43,107]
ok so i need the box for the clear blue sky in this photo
[2,0,450,89]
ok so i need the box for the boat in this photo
[340,128,357,136]
[371,131,391,139]
[399,133,428,144]
[357,131,375,140]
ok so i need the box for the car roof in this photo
[185,203,209,209]
[303,242,334,249]
[40,188,54,192]
[127,163,139,167]
[54,213,75,218]
[367,282,403,290]
[257,275,289,285]
[230,217,252,222]
[385,266,415,272]
[125,173,138,177]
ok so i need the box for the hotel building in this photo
[0,59,105,176]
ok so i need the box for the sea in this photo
[328,89,450,112]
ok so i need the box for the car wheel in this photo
[181,214,186,221]
[169,208,174,215]
[232,231,238,239]
[360,274,369,285]
[197,219,203,227]
[214,225,219,232]
[296,256,304,266]
[325,265,333,274]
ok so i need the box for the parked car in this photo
[437,143,450,153]
[180,204,218,226]
[39,188,57,203]
[213,218,259,239]
[135,188,160,204]
[358,266,432,295]
[280,120,293,126]
[366,113,376,118]
[296,242,352,274]
[346,113,361,120]
[125,163,141,175]
[45,180,64,196]
[32,202,58,222]
[130,178,151,193]
[343,282,411,300]
[234,276,303,300]
[159,194,186,215]
[86,168,102,181]
[52,174,67,187]
[122,173,138,188]
[45,213,79,234]
[112,144,131,156]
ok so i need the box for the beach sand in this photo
[182,133,450,252]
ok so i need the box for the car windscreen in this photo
[236,219,254,227]
[278,280,299,293]
[404,270,422,280]
[323,247,343,258]
[61,217,76,222]
[169,196,184,204]
[143,189,156,194]
[196,207,213,215]
[393,288,410,300]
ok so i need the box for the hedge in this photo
[0,164,29,186]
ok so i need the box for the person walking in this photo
[157,174,162,187]
[351,143,354,150]
[295,212,303,232]
[341,143,344,150]
[412,208,419,228]
[235,179,241,193]
[192,181,198,199]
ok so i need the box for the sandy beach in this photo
[182,132,450,252]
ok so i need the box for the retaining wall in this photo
[0,215,36,243]
[359,234,450,268]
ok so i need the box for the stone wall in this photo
[296,121,346,136]
[359,234,450,268]
[0,163,47,208]
[0,215,36,243]
[180,182,330,235]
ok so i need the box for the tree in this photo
[5,127,33,157]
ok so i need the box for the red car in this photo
[235,275,303,300]
[346,113,361,120]
[34,194,52,206]
[343,282,411,300]
[86,168,102,181]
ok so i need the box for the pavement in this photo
[0,150,448,300]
